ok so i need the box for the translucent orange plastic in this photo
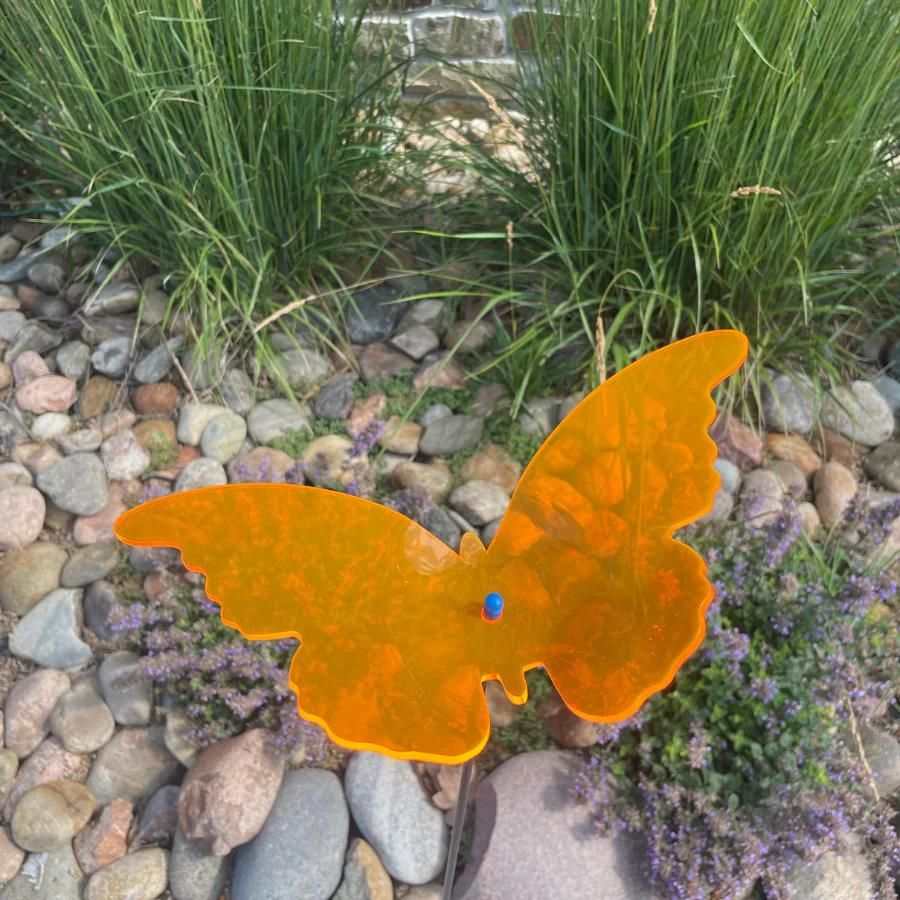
[114,330,748,763]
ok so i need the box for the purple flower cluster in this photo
[571,499,900,898]
[108,569,329,759]
[383,485,433,524]
[350,418,385,458]
[763,500,803,568]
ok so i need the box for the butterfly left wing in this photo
[115,484,493,763]
[482,330,749,721]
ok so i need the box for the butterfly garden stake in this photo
[114,329,749,897]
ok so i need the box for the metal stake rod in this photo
[443,594,503,900]
[441,756,475,900]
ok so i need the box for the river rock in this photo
[391,324,440,361]
[517,398,560,438]
[100,429,150,481]
[231,769,349,900]
[765,433,822,477]
[0,487,45,551]
[85,284,141,316]
[781,834,873,900]
[36,453,108,516]
[814,461,857,527]
[0,541,67,616]
[174,457,227,492]
[3,670,71,759]
[348,284,408,344]
[84,847,169,900]
[200,410,246,463]
[15,376,77,414]
[73,798,133,875]
[449,481,510,526]
[0,826,24,887]
[710,415,763,470]
[0,840,85,900]
[738,469,785,527]
[14,443,62,476]
[454,751,654,900]
[10,780,95,851]
[0,311,24,343]
[180,345,226,391]
[98,652,152,726]
[176,404,227,446]
[60,542,119,587]
[86,726,181,805]
[446,318,495,353]
[91,336,131,378]
[31,413,73,442]
[344,752,447,885]
[420,403,452,427]
[378,416,422,455]
[272,348,333,387]
[8,589,92,670]
[55,341,91,382]
[247,399,310,445]
[461,445,522,494]
[134,339,180,384]
[770,459,807,498]
[72,483,127,546]
[12,351,49,385]
[420,415,483,456]
[391,461,453,505]
[133,785,180,849]
[423,505,461,549]
[220,368,255,416]
[5,321,62,364]
[398,298,450,337]
[872,373,900,413]
[413,354,466,392]
[2,736,91,822]
[760,372,816,433]
[168,825,231,900]
[49,678,116,754]
[333,838,392,900]
[178,728,285,856]
[359,343,416,381]
[858,723,900,800]
[820,381,894,446]
[713,457,741,495]
[864,442,900,492]
[227,447,297,483]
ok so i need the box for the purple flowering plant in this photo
[573,497,899,899]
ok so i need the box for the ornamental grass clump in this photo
[572,498,900,898]
[446,0,900,402]
[0,0,409,379]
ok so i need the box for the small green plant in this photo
[483,415,543,468]
[270,419,347,458]
[490,668,556,760]
[144,433,177,473]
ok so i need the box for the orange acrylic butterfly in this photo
[114,330,748,765]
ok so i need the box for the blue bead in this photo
[483,592,504,620]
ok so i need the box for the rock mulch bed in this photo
[0,214,898,899]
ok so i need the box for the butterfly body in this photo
[115,330,748,763]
